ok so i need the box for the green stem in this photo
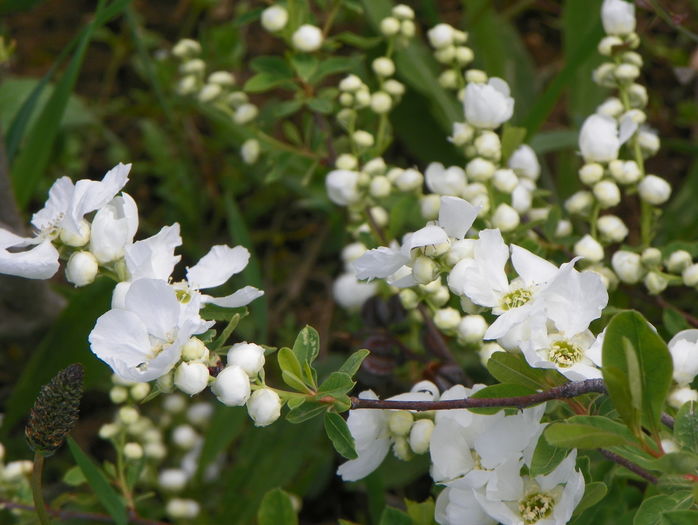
[589,201,601,239]
[31,453,50,525]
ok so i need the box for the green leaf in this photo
[662,309,690,337]
[324,412,357,460]
[405,498,436,525]
[334,31,383,49]
[250,55,294,76]
[286,401,328,423]
[292,325,320,367]
[501,126,528,163]
[67,437,127,525]
[379,507,412,525]
[310,56,361,84]
[306,97,334,114]
[661,511,698,525]
[278,347,310,392]
[318,372,355,397]
[62,465,86,487]
[602,310,673,440]
[529,432,569,477]
[649,451,698,475]
[467,383,537,415]
[338,349,370,377]
[244,72,294,93]
[544,423,633,449]
[212,313,241,351]
[634,492,693,525]
[573,482,608,516]
[291,53,318,82]
[257,488,298,525]
[675,401,698,453]
[486,351,566,390]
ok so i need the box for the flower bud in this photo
[641,247,662,267]
[555,219,572,237]
[464,78,514,129]
[383,79,405,97]
[574,234,604,262]
[181,337,208,362]
[457,315,487,344]
[597,215,628,243]
[597,97,624,118]
[602,0,636,36]
[412,256,438,285]
[198,83,221,103]
[434,46,456,64]
[159,469,188,492]
[261,5,288,32]
[593,180,621,208]
[118,406,139,425]
[211,365,251,406]
[614,63,640,81]
[449,122,474,146]
[579,163,604,185]
[420,194,441,220]
[598,35,623,56]
[454,46,474,66]
[166,499,200,519]
[394,168,423,192]
[666,250,692,274]
[611,250,643,283]
[172,424,198,450]
[130,383,150,402]
[409,419,434,454]
[60,219,91,247]
[172,39,201,59]
[638,175,671,205]
[372,57,395,77]
[465,69,488,84]
[110,386,128,404]
[369,175,391,198]
[241,138,260,164]
[628,83,648,108]
[438,70,458,89]
[246,388,282,427]
[339,75,362,92]
[638,128,660,156]
[180,58,205,75]
[292,24,323,52]
[682,264,698,287]
[480,342,504,366]
[433,307,461,331]
[579,114,619,163]
[353,130,374,148]
[669,386,698,409]
[174,362,210,396]
[492,204,520,232]
[644,271,668,295]
[474,131,501,160]
[124,442,143,460]
[388,411,414,436]
[593,62,617,87]
[465,157,496,182]
[428,23,455,49]
[392,4,414,19]
[65,251,99,287]
[669,330,698,385]
[528,208,549,221]
[565,191,594,215]
[380,16,400,36]
[227,342,265,377]
[234,103,258,124]
[493,168,518,193]
[508,144,540,181]
[326,170,360,206]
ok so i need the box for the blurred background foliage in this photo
[0,0,697,523]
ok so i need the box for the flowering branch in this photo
[350,379,607,411]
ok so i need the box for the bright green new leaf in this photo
[278,347,310,392]
[324,412,358,460]
[257,487,298,525]
[544,423,633,449]
[674,401,698,453]
[286,401,328,423]
[292,325,320,367]
[379,507,412,525]
[338,349,370,377]
[602,310,673,440]
[501,125,528,163]
[318,372,355,398]
[291,54,319,83]
[67,437,127,525]
[244,73,294,93]
[405,498,437,525]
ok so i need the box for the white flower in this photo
[436,486,496,525]
[246,388,282,427]
[65,251,99,287]
[261,5,288,32]
[89,278,213,382]
[521,329,603,381]
[474,451,585,525]
[292,24,323,52]
[0,163,130,279]
[464,78,514,129]
[333,272,377,310]
[669,386,698,408]
[508,145,540,181]
[174,362,210,395]
[326,169,361,206]
[89,193,139,263]
[601,0,636,35]
[668,330,698,386]
[579,114,620,162]
[227,342,265,377]
[425,163,467,196]
[211,365,251,406]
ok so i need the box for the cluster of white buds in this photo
[379,4,416,41]
[0,442,34,490]
[425,23,473,91]
[612,247,698,294]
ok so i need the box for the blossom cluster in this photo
[338,381,584,525]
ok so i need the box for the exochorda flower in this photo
[89,278,214,382]
[601,0,636,36]
[0,163,130,279]
[464,78,515,130]
[579,114,620,163]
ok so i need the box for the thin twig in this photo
[0,499,169,525]
[350,378,607,411]
[655,295,698,327]
[598,449,658,484]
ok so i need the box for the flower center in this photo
[519,492,555,524]
[500,288,532,310]
[548,340,584,368]
[175,287,192,304]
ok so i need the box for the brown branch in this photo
[0,499,169,525]
[350,378,607,411]
[598,449,658,484]
[654,295,698,328]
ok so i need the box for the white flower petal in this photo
[438,196,479,239]
[124,279,181,340]
[353,246,409,280]
[203,286,264,308]
[186,245,250,290]
[0,233,59,279]
[125,224,182,281]
[510,244,559,286]
[408,224,448,250]
[31,177,75,231]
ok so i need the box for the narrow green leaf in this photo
[501,126,527,163]
[544,423,633,449]
[324,412,357,460]
[379,507,412,525]
[602,311,673,439]
[334,31,383,49]
[675,401,698,453]
[67,437,127,525]
[338,349,370,377]
[662,309,690,337]
[286,401,328,423]
[467,383,536,414]
[211,313,241,351]
[529,432,569,477]
[573,482,608,516]
[318,372,355,397]
[257,488,298,525]
[292,325,320,366]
